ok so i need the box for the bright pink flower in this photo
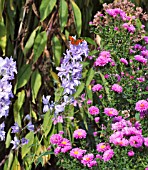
[87,99,92,105]
[129,135,143,148]
[54,146,61,155]
[104,108,118,117]
[70,148,86,159]
[73,129,87,139]
[120,58,128,65]
[128,150,134,157]
[96,143,110,152]
[94,117,100,123]
[96,154,102,159]
[92,84,103,92]
[134,55,147,64]
[137,77,145,82]
[113,138,129,146]
[102,149,114,162]
[144,137,148,147]
[111,84,123,93]
[59,138,71,147]
[144,36,148,43]
[93,132,98,136]
[88,106,99,115]
[50,134,63,145]
[61,146,72,153]
[135,100,148,112]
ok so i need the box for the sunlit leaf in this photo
[39,0,57,21]
[86,68,95,86]
[59,0,68,32]
[5,128,11,148]
[70,0,82,37]
[74,82,85,98]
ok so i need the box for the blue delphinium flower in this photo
[0,57,17,141]
[0,122,5,141]
[11,123,20,133]
[11,136,20,149]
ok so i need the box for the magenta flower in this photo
[81,153,95,167]
[92,84,103,92]
[128,150,134,157]
[113,137,129,146]
[129,135,143,148]
[50,134,63,145]
[88,106,99,115]
[59,138,71,147]
[87,99,92,105]
[135,100,148,112]
[134,55,147,64]
[73,129,87,139]
[144,36,148,44]
[104,108,118,117]
[144,137,148,147]
[70,148,86,159]
[54,146,61,155]
[61,146,72,153]
[120,58,128,65]
[111,84,123,93]
[102,149,114,162]
[94,117,100,123]
[96,143,110,152]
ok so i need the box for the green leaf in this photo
[52,35,62,66]
[70,0,82,37]
[7,151,13,169]
[22,132,34,158]
[39,0,57,21]
[0,0,5,20]
[43,112,54,137]
[13,90,25,127]
[23,28,37,56]
[54,87,64,102]
[59,0,68,32]
[83,37,96,46]
[11,156,21,170]
[136,18,142,31]
[31,69,42,103]
[33,31,47,63]
[88,49,99,56]
[38,151,54,157]
[86,68,95,86]
[35,156,43,167]
[0,19,6,37]
[5,128,11,148]
[17,64,32,89]
[74,82,85,98]
[86,86,93,100]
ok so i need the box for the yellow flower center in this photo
[62,141,67,145]
[100,145,106,149]
[85,157,90,161]
[140,103,144,108]
[109,111,113,115]
[78,132,82,136]
[74,151,79,155]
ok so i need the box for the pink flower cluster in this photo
[81,153,97,168]
[106,8,130,21]
[120,58,128,65]
[50,134,72,155]
[122,23,136,33]
[134,55,147,64]
[94,51,112,67]
[70,148,86,159]
[111,84,123,93]
[110,117,148,150]
[92,84,103,92]
[88,106,99,115]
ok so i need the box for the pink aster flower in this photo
[73,129,87,139]
[61,146,72,153]
[50,134,63,145]
[129,135,143,148]
[144,36,148,44]
[134,55,147,64]
[144,137,148,147]
[135,100,148,112]
[102,149,114,162]
[87,99,92,105]
[104,108,118,117]
[111,84,123,93]
[145,168,148,170]
[113,137,129,146]
[96,143,110,153]
[92,84,103,92]
[94,117,100,123]
[59,138,71,147]
[128,150,134,157]
[70,148,86,159]
[88,106,99,115]
[54,146,61,155]
[120,58,128,65]
[81,153,95,166]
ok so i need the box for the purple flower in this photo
[144,137,148,147]
[11,136,20,149]
[134,55,147,64]
[0,122,5,141]
[11,123,20,133]
[42,95,54,113]
[21,138,29,145]
[27,122,34,131]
